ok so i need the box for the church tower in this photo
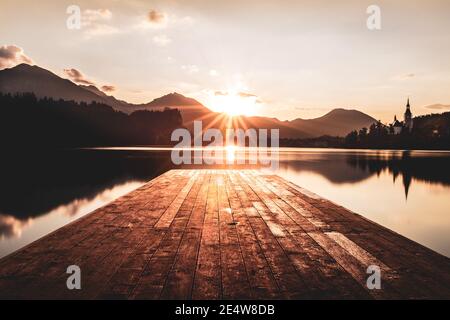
[404,98,413,132]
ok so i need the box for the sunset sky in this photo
[1,0,450,122]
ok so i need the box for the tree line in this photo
[280,113,450,150]
[344,113,450,149]
[0,93,183,148]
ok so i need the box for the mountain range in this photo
[0,63,376,139]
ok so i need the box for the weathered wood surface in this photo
[0,169,449,299]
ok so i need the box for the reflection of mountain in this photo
[277,151,450,200]
[278,156,373,184]
[346,151,450,198]
[0,150,173,219]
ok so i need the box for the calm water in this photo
[0,148,449,258]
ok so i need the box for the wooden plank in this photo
[264,174,448,298]
[44,171,194,299]
[250,172,403,299]
[217,171,252,299]
[131,172,205,299]
[154,171,199,229]
[192,171,222,299]
[225,172,281,299]
[243,171,372,299]
[159,172,210,299]
[230,171,307,299]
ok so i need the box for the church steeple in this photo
[404,97,413,132]
[405,98,412,116]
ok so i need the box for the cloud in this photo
[81,9,119,38]
[181,65,199,74]
[238,92,257,98]
[214,90,228,96]
[148,10,167,25]
[295,106,329,111]
[0,214,31,239]
[136,10,168,30]
[64,68,116,92]
[214,90,258,99]
[424,104,450,110]
[136,10,193,31]
[153,34,172,46]
[392,73,416,81]
[0,45,33,69]
[239,91,263,103]
[84,24,119,37]
[83,9,112,23]
[101,85,116,93]
[63,68,95,85]
[178,16,195,26]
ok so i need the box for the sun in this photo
[207,90,260,116]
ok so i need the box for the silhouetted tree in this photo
[344,113,450,149]
[0,93,183,148]
[345,130,358,146]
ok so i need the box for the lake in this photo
[0,147,449,258]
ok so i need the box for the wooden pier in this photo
[0,169,449,299]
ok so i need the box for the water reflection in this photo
[0,149,174,257]
[0,148,449,258]
[275,149,450,257]
[0,181,142,256]
[0,149,173,219]
[345,151,450,199]
[276,149,450,200]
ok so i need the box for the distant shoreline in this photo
[80,145,450,152]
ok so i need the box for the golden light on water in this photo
[226,144,236,163]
